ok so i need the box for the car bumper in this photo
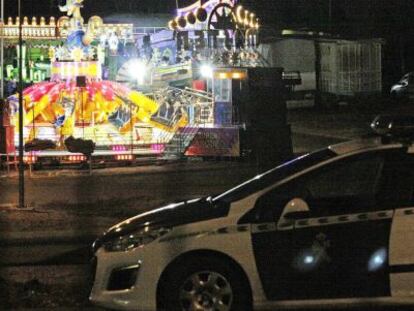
[89,247,158,311]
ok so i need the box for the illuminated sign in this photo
[176,29,258,51]
[213,69,247,80]
[0,16,133,41]
[51,61,101,81]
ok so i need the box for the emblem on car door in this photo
[312,233,331,263]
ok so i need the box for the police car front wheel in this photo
[158,256,252,311]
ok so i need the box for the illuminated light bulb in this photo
[7,17,12,26]
[40,17,46,26]
[31,17,37,26]
[236,5,244,24]
[50,17,56,26]
[200,64,213,78]
[244,9,249,25]
[232,72,242,79]
[219,72,228,79]
[249,14,255,27]
[168,20,175,30]
[23,16,29,25]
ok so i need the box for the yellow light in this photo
[115,154,134,161]
[71,48,84,62]
[50,17,56,26]
[244,10,250,26]
[23,16,29,26]
[249,13,255,28]
[31,17,37,26]
[7,17,12,26]
[236,5,244,24]
[40,17,46,26]
[168,20,177,30]
[219,72,228,79]
[23,156,37,163]
[232,72,242,79]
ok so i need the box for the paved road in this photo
[0,162,258,206]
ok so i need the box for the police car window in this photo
[277,152,385,217]
[240,152,385,223]
[214,148,335,203]
[306,155,383,202]
[240,148,413,224]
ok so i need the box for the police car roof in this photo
[328,136,402,155]
[329,115,414,155]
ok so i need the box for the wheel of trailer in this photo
[158,255,252,311]
[207,3,236,31]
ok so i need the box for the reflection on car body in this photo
[391,72,414,101]
[90,115,414,311]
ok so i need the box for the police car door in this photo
[389,150,414,298]
[252,149,408,301]
[407,73,414,99]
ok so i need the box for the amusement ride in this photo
[1,0,263,164]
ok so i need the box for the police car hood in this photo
[100,197,230,242]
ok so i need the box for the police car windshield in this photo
[213,148,336,203]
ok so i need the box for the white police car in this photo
[90,115,414,311]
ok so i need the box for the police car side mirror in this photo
[277,198,310,229]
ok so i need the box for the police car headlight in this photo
[104,227,171,252]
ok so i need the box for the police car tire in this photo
[160,255,252,311]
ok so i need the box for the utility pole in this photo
[18,0,25,209]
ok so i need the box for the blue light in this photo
[368,248,387,272]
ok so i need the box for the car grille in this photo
[107,264,140,291]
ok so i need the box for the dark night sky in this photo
[5,0,414,76]
[5,0,413,38]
